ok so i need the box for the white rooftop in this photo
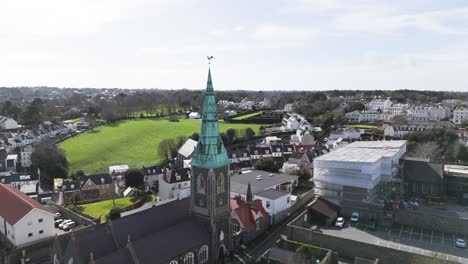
[178,139,198,158]
[445,164,468,177]
[315,141,406,163]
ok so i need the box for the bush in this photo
[109,208,122,220]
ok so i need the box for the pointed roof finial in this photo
[246,182,253,202]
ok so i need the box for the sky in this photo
[1,0,468,91]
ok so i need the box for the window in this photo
[183,252,195,264]
[232,154,236,158]
[39,230,44,234]
[38,218,43,223]
[266,201,270,209]
[178,183,181,189]
[232,219,241,233]
[28,233,33,237]
[413,183,418,193]
[287,197,290,204]
[169,261,178,264]
[421,184,426,194]
[198,245,209,263]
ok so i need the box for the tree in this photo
[190,132,200,141]
[226,128,237,145]
[280,163,300,175]
[345,101,365,112]
[461,119,468,128]
[255,157,280,172]
[298,167,312,182]
[158,138,177,161]
[391,115,408,126]
[31,140,68,190]
[109,208,122,220]
[124,169,145,188]
[245,128,256,141]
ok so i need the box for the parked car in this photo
[63,221,76,231]
[350,212,360,222]
[335,217,345,228]
[456,238,466,248]
[54,218,64,228]
[59,219,73,229]
[54,212,62,219]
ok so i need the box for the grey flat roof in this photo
[256,189,289,200]
[230,170,298,195]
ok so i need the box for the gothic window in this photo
[169,261,178,264]
[198,245,209,263]
[232,219,241,233]
[216,173,225,192]
[184,252,195,264]
[197,174,206,194]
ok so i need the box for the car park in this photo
[59,219,72,229]
[335,217,345,228]
[456,238,466,248]
[350,212,360,222]
[63,221,76,231]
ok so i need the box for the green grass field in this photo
[232,111,263,120]
[59,118,262,174]
[345,124,378,129]
[77,197,133,220]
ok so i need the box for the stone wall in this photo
[395,209,468,235]
[48,201,96,226]
[287,212,458,264]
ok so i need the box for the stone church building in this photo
[51,67,232,264]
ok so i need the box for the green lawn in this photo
[344,124,378,129]
[77,197,133,220]
[232,111,263,120]
[59,118,262,174]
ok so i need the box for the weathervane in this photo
[207,56,214,65]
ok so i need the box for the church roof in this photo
[191,68,230,169]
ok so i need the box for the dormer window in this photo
[243,153,247,157]
[265,150,270,154]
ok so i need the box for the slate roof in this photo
[143,165,165,176]
[230,170,299,195]
[256,189,289,200]
[308,197,340,219]
[0,183,52,225]
[403,158,443,183]
[78,174,112,186]
[167,168,191,183]
[56,198,209,264]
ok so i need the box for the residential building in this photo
[0,173,38,195]
[0,183,54,246]
[306,197,340,225]
[453,108,468,125]
[176,138,198,168]
[143,165,165,191]
[255,189,291,224]
[283,103,294,112]
[329,127,360,141]
[158,168,191,201]
[282,113,310,131]
[407,106,447,121]
[20,145,34,168]
[286,151,314,173]
[230,170,299,198]
[78,174,114,199]
[445,165,468,204]
[367,97,392,111]
[0,152,17,172]
[0,116,18,130]
[314,141,407,216]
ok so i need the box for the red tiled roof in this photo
[231,197,270,232]
[0,183,52,225]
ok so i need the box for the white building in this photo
[0,116,18,130]
[283,103,294,112]
[346,110,393,123]
[314,141,406,208]
[0,184,55,246]
[329,128,361,141]
[407,106,447,121]
[109,164,129,175]
[20,146,34,168]
[453,108,468,125]
[255,189,291,224]
[367,98,392,111]
[387,103,409,116]
[281,113,310,131]
[188,112,201,119]
[158,168,191,201]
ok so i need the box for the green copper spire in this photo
[191,67,230,169]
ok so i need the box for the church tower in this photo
[191,65,231,263]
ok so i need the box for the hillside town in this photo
[0,64,468,264]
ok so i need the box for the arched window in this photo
[183,252,194,264]
[232,219,241,233]
[198,245,209,263]
[169,261,178,264]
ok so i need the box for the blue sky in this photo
[1,0,468,91]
